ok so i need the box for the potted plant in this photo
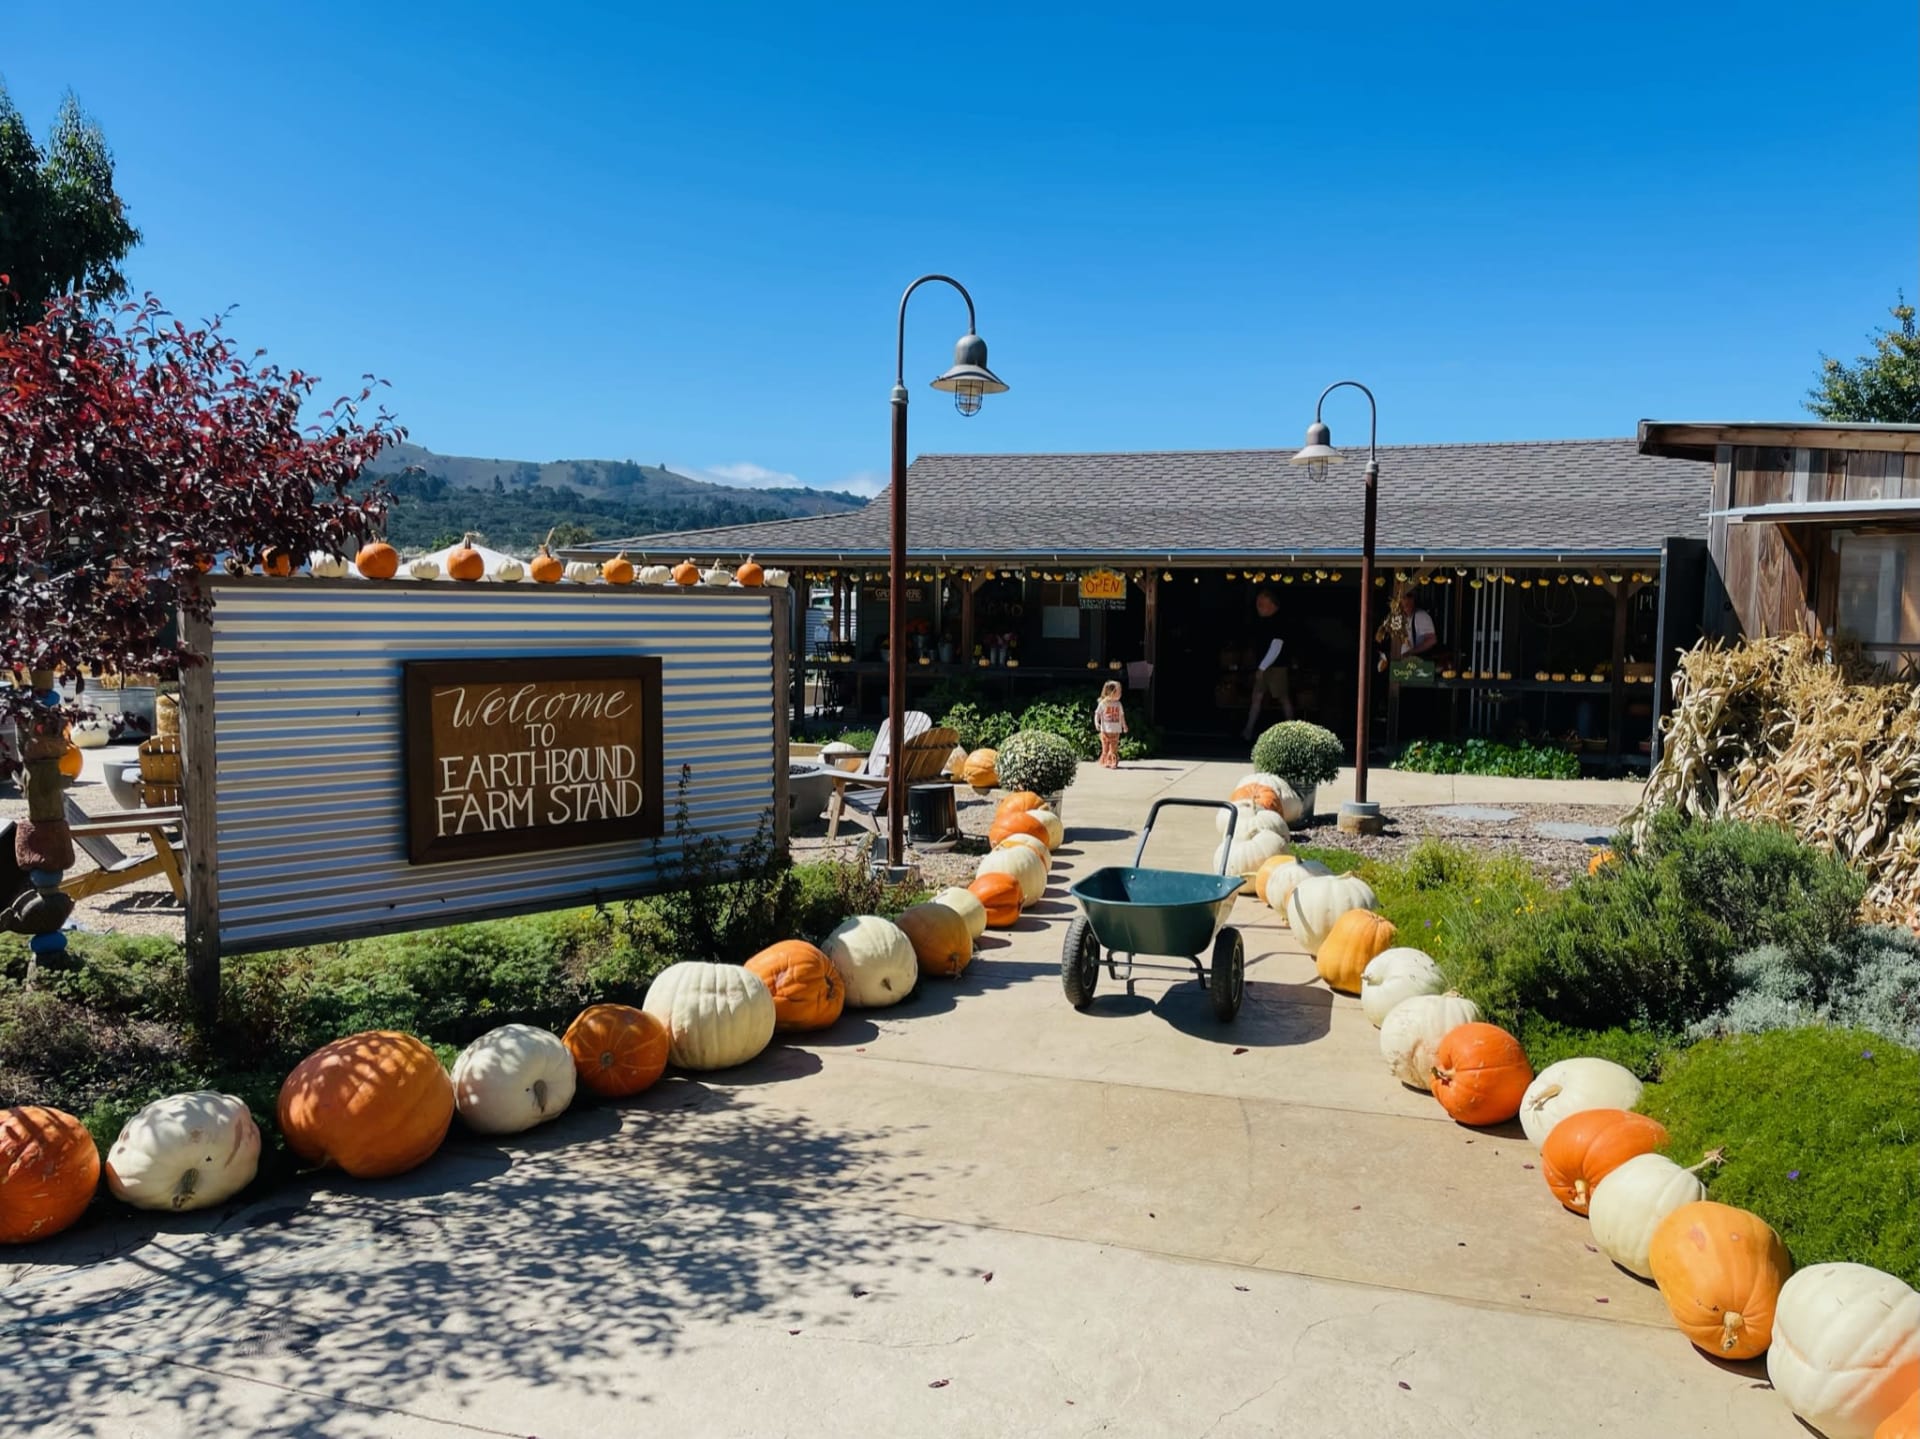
[1251,721,1346,822]
[995,729,1080,816]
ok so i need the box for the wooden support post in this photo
[770,587,791,852]
[1606,579,1630,774]
[1143,571,1160,724]
[180,606,222,1022]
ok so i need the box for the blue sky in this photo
[8,3,1916,494]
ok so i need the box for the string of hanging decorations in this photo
[794,564,1658,589]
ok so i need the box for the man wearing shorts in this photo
[1242,588,1294,739]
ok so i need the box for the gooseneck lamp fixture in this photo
[1290,380,1380,819]
[887,275,1006,869]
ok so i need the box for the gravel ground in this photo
[0,773,187,943]
[1294,802,1633,885]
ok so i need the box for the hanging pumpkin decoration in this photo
[258,545,293,577]
[276,1030,455,1179]
[1314,908,1397,994]
[1539,1108,1669,1215]
[990,811,1052,850]
[744,941,845,1031]
[672,558,702,586]
[896,902,973,978]
[562,1004,670,1098]
[1428,1022,1533,1125]
[1648,1200,1792,1359]
[355,540,400,579]
[310,553,348,579]
[446,534,485,582]
[105,1091,260,1213]
[530,543,565,584]
[408,555,441,581]
[0,1105,100,1244]
[1768,1263,1920,1439]
[1519,1057,1645,1146]
[57,740,84,780]
[735,556,765,587]
[968,873,1023,928]
[601,551,636,585]
[964,749,1002,791]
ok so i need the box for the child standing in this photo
[1094,680,1128,768]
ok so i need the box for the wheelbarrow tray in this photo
[1069,866,1242,958]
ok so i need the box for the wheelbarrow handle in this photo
[1133,797,1240,875]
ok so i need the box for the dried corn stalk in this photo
[1631,636,1920,925]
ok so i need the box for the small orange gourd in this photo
[259,546,293,577]
[446,534,485,582]
[601,551,636,585]
[1229,782,1281,813]
[529,544,564,583]
[1588,848,1618,876]
[1539,1108,1669,1214]
[562,1004,669,1098]
[355,540,400,579]
[1314,908,1397,994]
[57,741,84,780]
[1647,1200,1792,1359]
[744,941,845,1031]
[1428,1022,1533,1126]
[968,873,1023,929]
[735,556,765,587]
[989,811,1051,851]
[0,1105,100,1245]
[671,558,701,586]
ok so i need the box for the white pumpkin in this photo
[1234,771,1283,794]
[642,961,776,1069]
[997,833,1052,866]
[1587,1152,1707,1278]
[977,844,1047,905]
[493,556,525,583]
[408,556,441,580]
[1358,947,1445,1027]
[823,915,918,1008]
[1213,826,1289,881]
[1273,778,1309,826]
[704,563,735,587]
[310,552,348,578]
[1518,1057,1645,1146]
[565,560,599,584]
[763,567,790,587]
[1378,991,1482,1088]
[639,564,672,585]
[818,740,863,773]
[1767,1263,1920,1439]
[1265,857,1331,924]
[1028,807,1065,848]
[1213,801,1288,839]
[930,885,988,941]
[451,1024,577,1135]
[1287,873,1378,953]
[105,1091,261,1212]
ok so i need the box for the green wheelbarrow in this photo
[1061,797,1246,1021]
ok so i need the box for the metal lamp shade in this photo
[931,333,1008,416]
[1291,420,1342,480]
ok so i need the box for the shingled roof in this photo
[573,438,1708,564]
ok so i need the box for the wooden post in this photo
[180,606,222,1021]
[1606,579,1630,774]
[770,587,791,852]
[1143,571,1160,725]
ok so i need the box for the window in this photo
[1834,532,1920,666]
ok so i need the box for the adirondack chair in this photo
[59,795,186,903]
[825,713,957,839]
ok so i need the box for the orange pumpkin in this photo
[671,558,701,586]
[447,534,485,582]
[897,902,973,978]
[1314,908,1397,994]
[354,540,400,579]
[745,941,845,1031]
[1588,848,1618,876]
[0,1105,100,1245]
[258,546,293,577]
[1877,1392,1919,1439]
[277,1031,455,1179]
[735,557,765,587]
[1428,1022,1533,1126]
[1251,854,1295,904]
[1540,1108,1670,1214]
[962,748,999,791]
[996,791,1045,817]
[601,551,636,585]
[968,873,1023,929]
[990,811,1051,851]
[1648,1201,1792,1359]
[57,741,83,779]
[562,1004,670,1098]
[529,544,564,583]
[1230,782,1281,813]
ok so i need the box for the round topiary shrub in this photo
[1252,721,1346,799]
[995,729,1079,797]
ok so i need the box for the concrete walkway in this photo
[1,762,1793,1439]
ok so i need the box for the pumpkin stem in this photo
[1720,1312,1745,1352]
[1430,1065,1455,1085]
[532,1078,549,1114]
[173,1167,200,1209]
[1686,1146,1729,1175]
[1526,1083,1563,1112]
[544,527,556,549]
[1572,1178,1589,1210]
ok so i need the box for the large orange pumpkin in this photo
[897,902,973,978]
[963,749,1000,791]
[354,540,400,579]
[744,941,845,1031]
[990,811,1051,850]
[0,1106,100,1245]
[1878,1392,1919,1439]
[1229,782,1281,813]
[277,1031,454,1179]
[996,791,1045,817]
[563,1004,669,1098]
[1428,1022,1533,1126]
[530,544,564,584]
[1314,908,1397,994]
[968,873,1023,929]
[447,534,485,582]
[1540,1108,1670,1214]
[1648,1201,1793,1359]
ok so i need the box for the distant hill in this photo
[364,442,868,553]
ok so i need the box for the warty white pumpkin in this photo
[1358,947,1445,1027]
[704,563,735,586]
[1264,857,1331,924]
[642,962,777,1068]
[1287,873,1378,953]
[309,553,348,579]
[977,844,1047,905]
[105,1091,261,1212]
[1587,1152,1708,1278]
[1378,991,1482,1087]
[1213,801,1288,840]
[823,915,919,1008]
[1519,1057,1646,1146]
[565,560,599,583]
[493,556,525,583]
[1766,1263,1920,1439]
[1212,826,1289,881]
[407,556,441,580]
[763,567,790,587]
[451,1024,578,1135]
[639,564,672,585]
[930,885,989,940]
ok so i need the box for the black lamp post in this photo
[887,275,1007,869]
[1290,380,1381,829]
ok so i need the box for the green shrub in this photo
[1643,1028,1919,1286]
[939,702,1017,753]
[834,727,877,752]
[995,729,1080,795]
[1015,698,1088,753]
[1687,925,1920,1049]
[1396,738,1580,780]
[1251,721,1345,796]
[1514,1016,1677,1081]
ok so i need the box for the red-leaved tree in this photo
[1,289,401,770]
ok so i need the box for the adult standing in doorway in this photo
[1241,588,1294,740]
[1395,591,1438,659]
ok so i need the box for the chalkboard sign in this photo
[403,656,664,864]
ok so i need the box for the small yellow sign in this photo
[1078,569,1126,607]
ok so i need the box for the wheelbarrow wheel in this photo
[1209,926,1245,1021]
[1061,917,1099,1009]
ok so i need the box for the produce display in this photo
[1587,1153,1710,1278]
[977,844,1047,905]
[1263,857,1330,923]
[1538,1108,1668,1214]
[930,886,988,940]
[1427,1021,1533,1125]
[1767,1263,1920,1439]
[0,1105,102,1243]
[968,873,1024,928]
[896,902,974,978]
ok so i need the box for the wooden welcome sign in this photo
[403,656,664,864]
